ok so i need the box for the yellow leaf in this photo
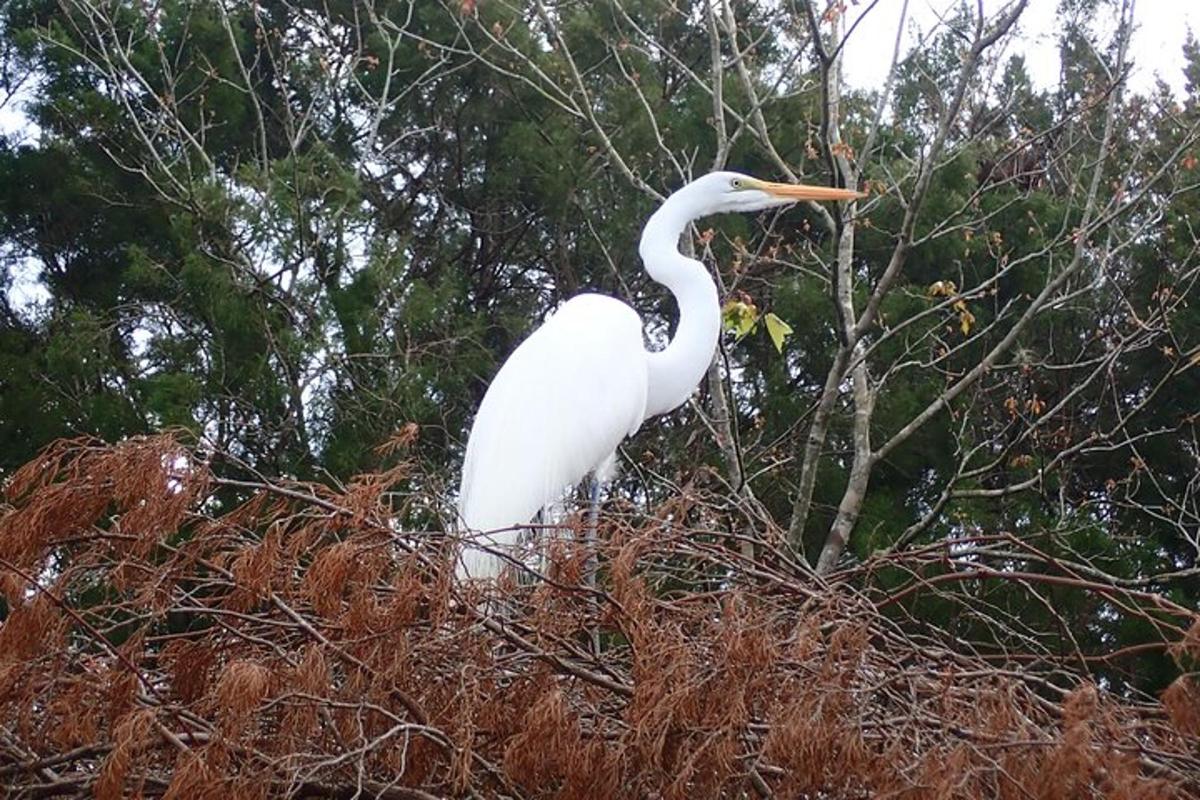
[952,299,975,335]
[928,280,957,297]
[764,312,793,353]
[722,299,758,339]
[959,307,975,335]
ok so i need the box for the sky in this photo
[842,0,1198,96]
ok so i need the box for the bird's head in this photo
[689,170,865,215]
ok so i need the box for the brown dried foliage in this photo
[0,435,1198,798]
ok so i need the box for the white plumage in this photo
[456,295,647,579]
[456,172,862,579]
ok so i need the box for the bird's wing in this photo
[458,294,648,534]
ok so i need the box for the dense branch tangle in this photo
[4,1,1200,795]
[421,0,1200,581]
[22,0,1200,577]
[1,434,1199,798]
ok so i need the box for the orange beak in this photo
[756,180,866,202]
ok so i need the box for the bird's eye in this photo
[731,178,743,190]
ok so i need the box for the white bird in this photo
[456,171,862,579]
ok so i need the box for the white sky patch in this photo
[3,81,46,313]
[1,73,43,142]
[842,0,1198,97]
[130,324,153,363]
[0,104,30,139]
[166,452,193,495]
[5,251,51,317]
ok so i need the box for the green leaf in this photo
[764,312,793,353]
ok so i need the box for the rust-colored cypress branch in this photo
[1,434,1197,798]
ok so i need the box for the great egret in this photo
[456,172,862,579]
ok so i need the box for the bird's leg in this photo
[582,474,605,654]
[586,475,602,550]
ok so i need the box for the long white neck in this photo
[639,189,721,419]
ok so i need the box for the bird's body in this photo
[458,293,647,536]
[457,172,861,579]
